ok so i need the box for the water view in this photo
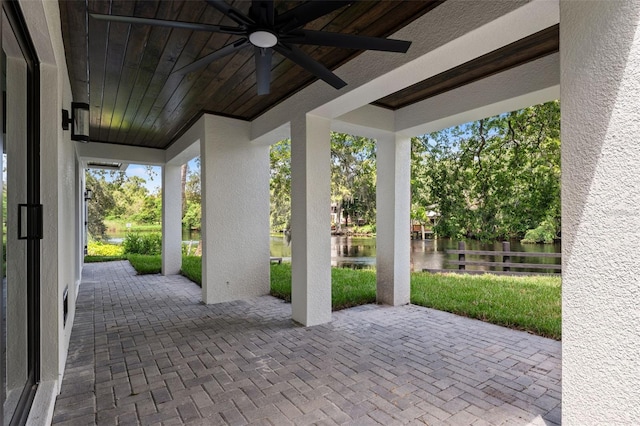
[270,234,561,273]
[107,229,560,273]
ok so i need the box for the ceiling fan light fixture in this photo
[249,30,278,48]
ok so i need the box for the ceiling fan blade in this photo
[89,13,244,35]
[255,47,272,95]
[250,0,275,27]
[284,30,411,53]
[206,0,254,27]
[175,38,250,75]
[273,43,346,90]
[276,1,352,32]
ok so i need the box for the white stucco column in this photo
[162,164,182,275]
[290,114,332,326]
[200,115,270,304]
[561,1,640,424]
[376,132,411,306]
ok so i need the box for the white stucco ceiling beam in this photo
[250,0,559,143]
[332,105,395,140]
[76,141,165,166]
[396,52,560,137]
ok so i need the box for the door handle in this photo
[18,204,43,240]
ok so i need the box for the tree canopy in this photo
[412,100,561,241]
[269,133,378,233]
[85,169,160,239]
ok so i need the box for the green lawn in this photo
[104,219,162,233]
[126,254,162,274]
[181,256,202,284]
[100,255,561,340]
[270,263,377,310]
[411,272,561,340]
[84,255,127,263]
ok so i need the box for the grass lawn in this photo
[181,256,202,285]
[104,255,561,340]
[270,263,377,310]
[411,272,561,340]
[84,255,127,263]
[104,219,162,233]
[126,254,162,274]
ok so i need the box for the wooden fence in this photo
[423,241,561,276]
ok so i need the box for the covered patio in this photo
[2,0,637,423]
[52,262,560,425]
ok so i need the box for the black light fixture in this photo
[62,102,90,142]
[84,189,93,201]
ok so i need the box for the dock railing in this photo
[423,241,561,276]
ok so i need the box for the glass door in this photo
[1,1,40,424]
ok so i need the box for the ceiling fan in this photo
[91,0,412,95]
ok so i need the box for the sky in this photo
[118,157,199,194]
[125,164,161,193]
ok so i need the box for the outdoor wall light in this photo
[84,189,93,201]
[62,102,90,142]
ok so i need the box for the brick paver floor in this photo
[52,261,561,425]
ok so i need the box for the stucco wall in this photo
[561,0,640,423]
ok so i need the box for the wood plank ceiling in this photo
[59,1,558,150]
[373,25,559,110]
[60,0,443,149]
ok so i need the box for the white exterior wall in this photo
[561,1,640,424]
[200,115,270,304]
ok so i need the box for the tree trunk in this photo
[181,163,188,217]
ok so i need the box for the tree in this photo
[110,176,150,220]
[181,163,188,217]
[270,140,291,232]
[411,101,561,241]
[330,133,376,230]
[182,158,201,230]
[133,193,161,224]
[85,171,116,239]
[268,134,377,234]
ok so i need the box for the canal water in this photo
[271,235,561,273]
[108,230,560,273]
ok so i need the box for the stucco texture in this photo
[561,1,640,424]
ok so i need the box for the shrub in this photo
[87,241,124,256]
[352,224,376,235]
[522,218,557,244]
[123,232,162,255]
